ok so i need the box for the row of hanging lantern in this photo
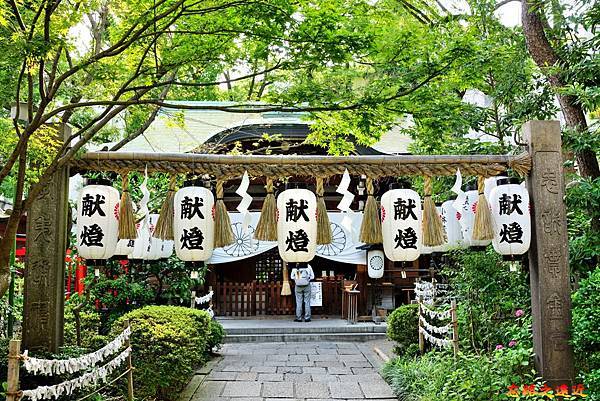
[76,172,531,267]
[378,177,530,262]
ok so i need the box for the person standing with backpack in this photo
[291,263,315,322]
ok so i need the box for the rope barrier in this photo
[70,152,531,178]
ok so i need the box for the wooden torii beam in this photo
[23,120,574,387]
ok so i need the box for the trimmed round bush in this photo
[207,319,226,353]
[387,304,419,355]
[112,305,212,400]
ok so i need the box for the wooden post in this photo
[418,296,424,355]
[450,299,459,358]
[190,290,196,309]
[524,121,574,386]
[124,320,134,401]
[23,124,70,352]
[7,339,21,401]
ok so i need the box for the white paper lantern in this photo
[367,249,385,279]
[174,186,215,261]
[114,239,135,257]
[76,185,120,259]
[130,222,149,260]
[490,180,531,255]
[438,200,464,251]
[457,187,491,247]
[160,240,174,259]
[276,188,317,263]
[144,214,162,261]
[484,176,507,203]
[381,189,422,261]
[421,243,434,255]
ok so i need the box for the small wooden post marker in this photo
[7,339,21,401]
[450,299,459,358]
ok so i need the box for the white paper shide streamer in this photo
[336,169,355,235]
[194,290,214,305]
[23,327,131,376]
[420,302,452,320]
[21,348,131,401]
[235,171,252,234]
[419,327,452,348]
[419,315,450,335]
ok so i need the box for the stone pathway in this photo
[189,342,396,401]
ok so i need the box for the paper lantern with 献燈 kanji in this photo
[114,239,135,258]
[456,185,491,247]
[130,222,149,260]
[144,214,163,260]
[160,239,174,259]
[76,185,120,259]
[490,179,531,255]
[436,200,464,251]
[381,188,422,261]
[367,249,385,279]
[149,212,173,259]
[174,186,215,261]
[484,176,507,203]
[277,188,317,263]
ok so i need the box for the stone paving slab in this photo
[190,341,396,401]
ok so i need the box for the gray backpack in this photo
[295,268,311,286]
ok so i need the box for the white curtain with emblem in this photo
[208,212,366,265]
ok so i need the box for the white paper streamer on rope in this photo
[336,169,354,212]
[194,290,214,305]
[451,168,466,214]
[21,347,131,401]
[420,302,452,320]
[235,171,252,234]
[419,315,451,335]
[206,306,215,318]
[23,327,131,376]
[414,281,436,303]
[419,327,452,348]
[336,169,355,236]
[451,168,463,196]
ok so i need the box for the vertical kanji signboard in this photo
[23,169,69,352]
[23,128,70,352]
[524,120,575,385]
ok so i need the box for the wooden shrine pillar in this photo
[22,125,70,352]
[524,120,574,386]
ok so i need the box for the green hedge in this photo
[572,269,600,400]
[382,346,538,401]
[207,319,226,353]
[111,306,214,401]
[387,304,419,355]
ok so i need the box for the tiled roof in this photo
[117,101,412,154]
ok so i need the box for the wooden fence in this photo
[213,280,342,317]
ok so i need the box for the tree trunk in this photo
[0,208,21,297]
[521,0,600,180]
[0,141,28,298]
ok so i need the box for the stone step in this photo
[224,332,387,343]
[224,325,387,335]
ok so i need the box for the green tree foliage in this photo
[443,249,531,352]
[566,176,600,275]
